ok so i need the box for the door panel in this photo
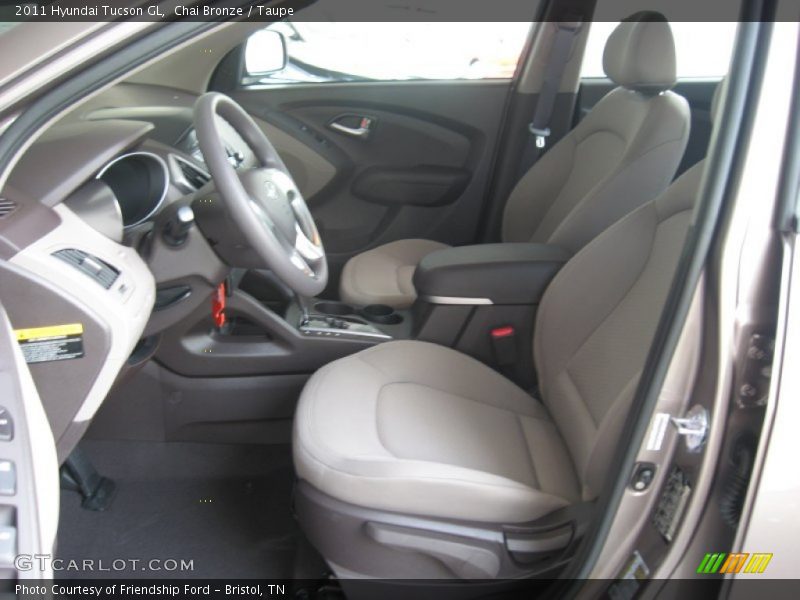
[230,80,513,295]
[577,78,721,177]
[352,164,471,207]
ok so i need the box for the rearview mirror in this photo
[244,30,287,76]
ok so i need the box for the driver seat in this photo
[293,157,710,580]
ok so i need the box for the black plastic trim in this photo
[414,243,571,305]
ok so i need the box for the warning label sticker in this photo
[14,323,85,364]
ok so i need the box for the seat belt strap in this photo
[528,21,581,150]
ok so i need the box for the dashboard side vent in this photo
[175,157,211,191]
[53,249,120,289]
[0,197,17,219]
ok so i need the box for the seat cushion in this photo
[339,239,449,308]
[293,340,581,523]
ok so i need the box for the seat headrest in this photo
[602,12,677,94]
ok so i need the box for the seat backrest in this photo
[533,78,726,500]
[534,164,699,500]
[502,15,691,255]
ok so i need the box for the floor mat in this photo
[57,440,328,579]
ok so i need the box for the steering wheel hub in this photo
[241,168,296,239]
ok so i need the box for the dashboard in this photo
[97,151,171,229]
[0,96,249,462]
[0,81,331,465]
[4,102,257,243]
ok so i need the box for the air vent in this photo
[0,197,17,219]
[53,249,120,289]
[175,157,211,191]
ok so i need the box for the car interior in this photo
[0,4,742,597]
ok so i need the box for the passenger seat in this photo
[340,14,691,308]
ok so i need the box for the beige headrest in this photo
[602,13,677,94]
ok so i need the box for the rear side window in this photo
[580,22,738,79]
[241,21,531,87]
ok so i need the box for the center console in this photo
[153,242,570,387]
[299,300,410,342]
[293,243,571,387]
[409,243,571,387]
[413,243,571,306]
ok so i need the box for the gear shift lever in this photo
[296,295,312,326]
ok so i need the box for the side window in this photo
[580,22,738,79]
[241,21,531,87]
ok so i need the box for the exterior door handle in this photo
[328,115,375,139]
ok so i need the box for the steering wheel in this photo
[193,92,328,297]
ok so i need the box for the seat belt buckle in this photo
[528,125,551,148]
[490,326,518,367]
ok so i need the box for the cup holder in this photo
[361,304,403,325]
[314,301,354,316]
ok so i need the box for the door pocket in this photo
[352,165,471,207]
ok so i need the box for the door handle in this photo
[328,115,375,139]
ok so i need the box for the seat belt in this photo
[519,21,582,174]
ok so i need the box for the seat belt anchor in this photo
[490,325,518,368]
[528,125,551,148]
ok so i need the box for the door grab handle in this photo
[329,122,370,138]
[328,115,375,139]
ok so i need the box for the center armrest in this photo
[413,243,571,305]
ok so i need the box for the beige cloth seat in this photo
[294,339,581,523]
[338,239,449,310]
[340,17,691,309]
[295,158,706,525]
